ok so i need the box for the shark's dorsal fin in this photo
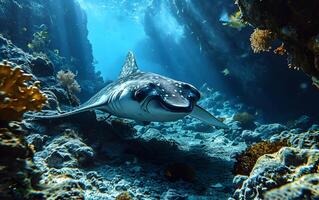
[119,51,139,78]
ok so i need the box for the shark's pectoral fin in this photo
[190,105,229,129]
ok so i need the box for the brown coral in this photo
[234,140,288,175]
[233,112,255,128]
[250,29,275,53]
[233,147,319,200]
[115,192,133,200]
[0,61,47,121]
[56,70,81,94]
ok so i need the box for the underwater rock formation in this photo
[237,0,319,86]
[0,0,104,101]
[0,123,43,200]
[233,140,288,176]
[264,174,319,200]
[30,56,55,77]
[241,123,287,143]
[29,130,102,199]
[0,66,46,199]
[0,0,95,79]
[232,129,319,200]
[158,0,319,121]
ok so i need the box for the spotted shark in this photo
[26,52,228,129]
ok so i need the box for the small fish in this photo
[22,27,28,32]
[312,77,319,89]
[27,43,33,49]
[222,68,230,76]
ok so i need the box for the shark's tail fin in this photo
[191,105,229,129]
[24,106,94,120]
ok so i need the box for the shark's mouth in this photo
[141,95,194,113]
[160,97,194,113]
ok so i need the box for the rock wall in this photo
[0,0,104,100]
[0,0,97,81]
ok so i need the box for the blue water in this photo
[76,0,319,121]
[78,0,225,90]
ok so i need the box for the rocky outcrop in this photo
[157,0,319,121]
[0,0,104,101]
[0,0,94,79]
[232,129,319,200]
[0,123,42,200]
[237,0,319,86]
[264,173,319,200]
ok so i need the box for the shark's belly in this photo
[105,100,187,122]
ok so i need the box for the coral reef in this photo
[237,0,319,85]
[232,147,319,200]
[232,127,319,200]
[0,123,43,200]
[27,25,50,53]
[234,140,288,176]
[116,192,133,200]
[29,129,99,199]
[0,0,97,80]
[56,70,81,106]
[0,61,47,121]
[56,70,81,94]
[264,174,319,200]
[0,2,317,199]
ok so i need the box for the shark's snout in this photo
[133,82,201,113]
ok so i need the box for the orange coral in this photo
[250,28,275,53]
[0,61,47,121]
[274,43,287,55]
[234,140,288,175]
[115,192,133,200]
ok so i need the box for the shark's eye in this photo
[134,84,158,102]
[182,84,201,101]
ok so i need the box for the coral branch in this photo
[0,61,47,121]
